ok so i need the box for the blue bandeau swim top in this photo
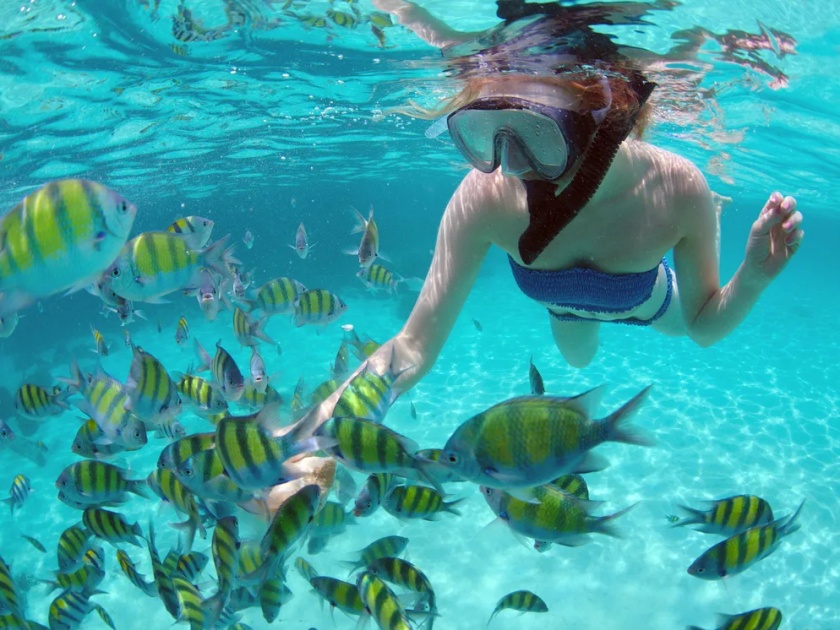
[508,255,664,314]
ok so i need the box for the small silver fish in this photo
[243,229,254,250]
[250,346,267,393]
[348,205,379,268]
[290,222,313,259]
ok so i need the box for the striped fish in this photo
[48,590,100,630]
[383,485,463,521]
[176,374,228,416]
[482,485,630,547]
[176,315,190,347]
[125,344,182,426]
[236,541,269,587]
[174,449,265,512]
[82,507,145,547]
[327,8,360,28]
[14,383,70,420]
[687,501,804,579]
[147,468,206,547]
[310,576,365,617]
[332,341,350,381]
[488,590,548,625]
[549,474,590,500]
[94,604,116,630]
[195,340,245,402]
[166,216,214,250]
[354,473,396,518]
[414,449,462,486]
[293,289,347,327]
[212,516,240,603]
[214,405,325,490]
[294,557,318,582]
[156,431,215,470]
[440,385,653,489]
[42,562,105,594]
[0,555,23,618]
[104,232,236,303]
[687,607,783,630]
[239,382,283,411]
[55,460,148,507]
[71,418,129,460]
[317,416,440,491]
[171,576,208,629]
[356,571,411,630]
[0,179,137,318]
[2,474,30,514]
[260,484,321,568]
[290,376,307,420]
[356,263,400,293]
[332,349,407,422]
[259,575,291,623]
[673,495,774,536]
[175,552,209,582]
[233,307,275,348]
[343,535,409,574]
[90,325,110,356]
[249,276,306,316]
[68,362,147,448]
[116,550,158,597]
[57,525,92,573]
[367,557,435,613]
[310,378,340,407]
[344,327,381,361]
[148,521,180,620]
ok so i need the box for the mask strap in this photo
[517,77,656,265]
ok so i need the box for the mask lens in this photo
[449,105,571,178]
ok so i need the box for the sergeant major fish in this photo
[0,179,137,318]
[167,215,214,250]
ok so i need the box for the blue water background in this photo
[1,1,838,628]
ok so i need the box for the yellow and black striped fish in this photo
[14,383,70,419]
[687,607,782,630]
[688,501,804,579]
[0,555,24,618]
[310,576,365,617]
[167,216,214,250]
[343,535,409,574]
[148,520,181,620]
[175,552,209,582]
[353,473,396,518]
[82,507,145,547]
[48,589,100,629]
[0,179,137,318]
[233,306,276,348]
[117,549,158,597]
[3,474,30,514]
[177,374,228,416]
[259,575,291,623]
[383,484,463,521]
[549,474,589,500]
[125,344,182,425]
[332,348,407,422]
[56,460,148,507]
[196,339,245,402]
[327,8,359,28]
[260,484,321,568]
[356,571,411,630]
[147,468,206,547]
[57,525,92,573]
[674,494,774,536]
[212,515,240,603]
[157,431,215,470]
[293,289,347,327]
[488,590,548,625]
[367,557,435,613]
[295,556,318,582]
[249,276,306,316]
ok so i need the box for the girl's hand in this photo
[744,192,803,284]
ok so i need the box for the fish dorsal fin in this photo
[562,384,607,418]
[254,403,283,434]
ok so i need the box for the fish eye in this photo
[202,220,209,226]
[446,453,458,464]
[120,201,128,213]
[111,267,121,278]
[134,429,142,438]
[482,487,492,496]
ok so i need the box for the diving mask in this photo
[446,96,601,180]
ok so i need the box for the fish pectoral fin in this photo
[572,451,610,475]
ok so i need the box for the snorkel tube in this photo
[517,72,656,265]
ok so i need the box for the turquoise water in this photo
[1,1,838,629]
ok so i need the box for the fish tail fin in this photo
[671,505,704,528]
[201,235,238,279]
[194,339,211,372]
[252,317,276,346]
[443,497,466,517]
[591,503,636,538]
[601,385,654,447]
[170,519,197,552]
[128,479,150,499]
[779,499,805,538]
[348,205,366,234]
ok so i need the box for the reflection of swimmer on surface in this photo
[309,0,803,428]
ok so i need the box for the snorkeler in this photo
[314,0,803,420]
